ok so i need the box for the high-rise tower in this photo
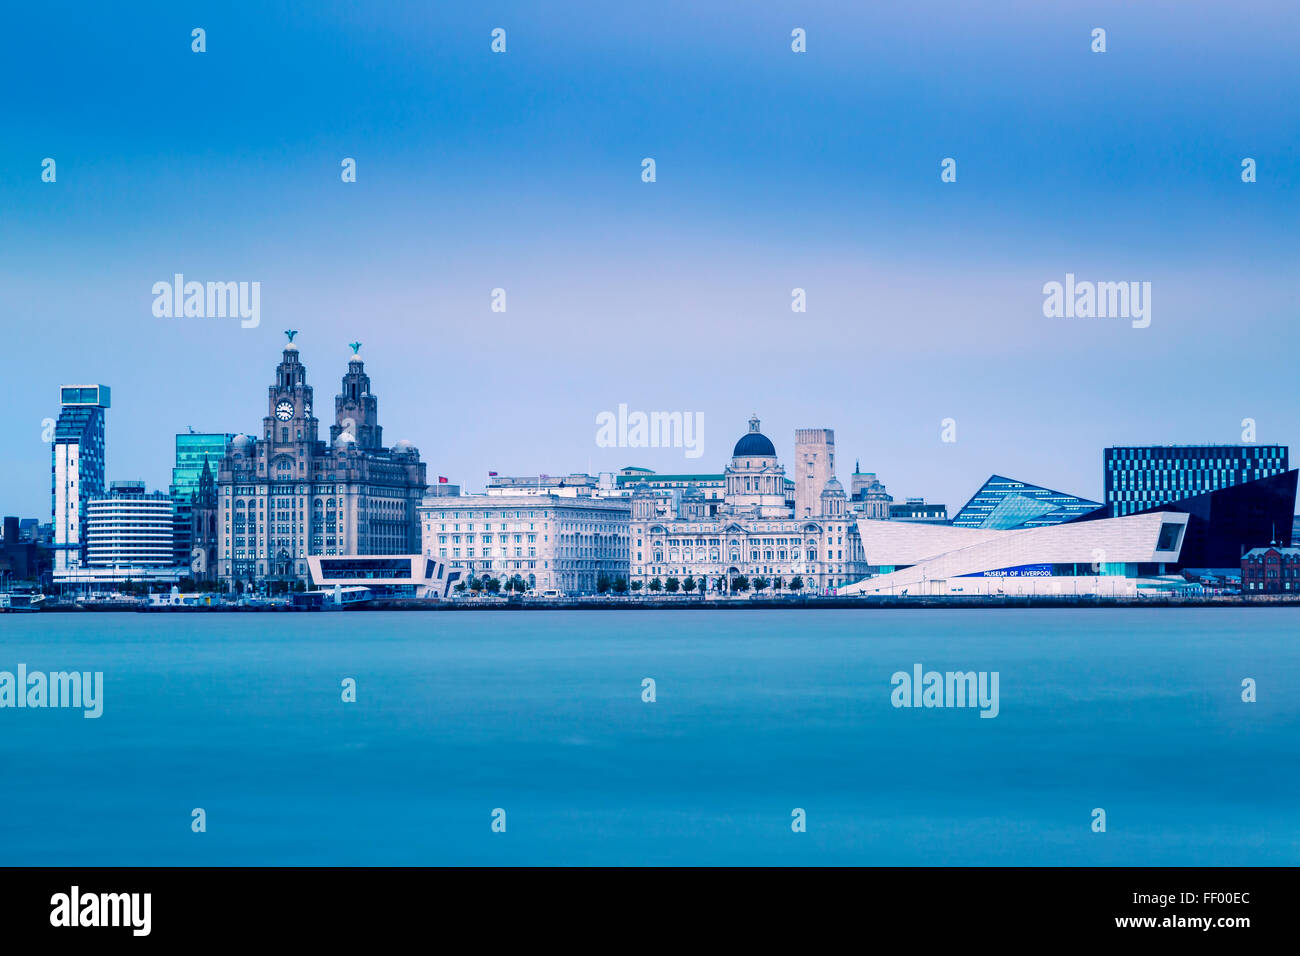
[51,384,110,573]
[794,428,835,518]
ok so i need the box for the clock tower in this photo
[216,333,427,592]
[263,337,319,447]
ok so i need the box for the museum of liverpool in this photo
[837,512,1191,596]
[839,452,1298,597]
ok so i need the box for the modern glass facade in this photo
[171,433,233,502]
[1105,445,1288,517]
[170,433,232,566]
[952,475,1101,529]
[51,384,110,572]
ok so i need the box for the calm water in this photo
[1,609,1297,866]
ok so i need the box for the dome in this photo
[392,439,417,454]
[732,414,776,458]
[333,432,357,449]
[230,433,252,450]
[821,477,846,496]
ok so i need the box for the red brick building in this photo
[1241,546,1300,594]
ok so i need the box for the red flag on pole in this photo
[438,476,448,483]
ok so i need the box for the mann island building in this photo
[841,443,1295,597]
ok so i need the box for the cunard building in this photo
[629,416,868,593]
[217,334,427,590]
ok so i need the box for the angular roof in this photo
[952,475,1100,529]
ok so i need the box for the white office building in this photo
[419,494,631,593]
[84,481,177,568]
[54,479,186,587]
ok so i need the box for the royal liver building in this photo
[216,334,427,590]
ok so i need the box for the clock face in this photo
[275,401,294,421]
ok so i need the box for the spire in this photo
[194,454,216,507]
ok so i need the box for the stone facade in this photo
[849,465,893,520]
[189,456,219,583]
[418,494,630,594]
[794,428,835,519]
[629,417,867,593]
[217,339,426,590]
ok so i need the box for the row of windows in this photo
[1110,469,1273,483]
[445,558,541,570]
[1107,460,1284,472]
[426,519,621,532]
[1108,447,1284,461]
[647,548,838,561]
[637,567,851,578]
[427,510,624,520]
[636,522,849,534]
[226,486,346,496]
[434,522,540,532]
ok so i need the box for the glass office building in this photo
[171,433,233,501]
[952,475,1101,530]
[51,384,111,573]
[1105,445,1289,517]
[170,433,232,566]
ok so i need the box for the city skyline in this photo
[8,334,1299,523]
[4,1,1298,519]
[3,0,1298,889]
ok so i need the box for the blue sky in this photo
[2,1,1298,518]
